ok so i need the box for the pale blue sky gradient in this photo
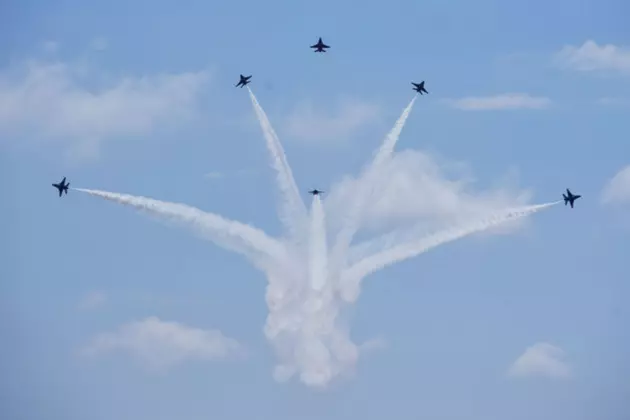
[2,0,630,419]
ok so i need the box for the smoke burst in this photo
[76,90,558,387]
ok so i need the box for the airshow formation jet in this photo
[235,39,432,98]
[52,177,69,197]
[412,81,429,95]
[310,37,330,53]
[563,189,581,208]
[235,74,252,88]
[231,38,580,212]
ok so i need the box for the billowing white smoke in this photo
[308,196,328,291]
[75,90,559,387]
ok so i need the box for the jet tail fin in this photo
[562,194,568,205]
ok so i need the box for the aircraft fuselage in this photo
[52,177,69,197]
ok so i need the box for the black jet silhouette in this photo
[52,177,69,197]
[235,74,252,88]
[310,37,330,53]
[563,188,581,208]
[309,189,324,196]
[412,81,429,95]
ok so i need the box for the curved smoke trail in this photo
[329,95,418,271]
[247,87,307,239]
[339,201,560,302]
[74,188,286,266]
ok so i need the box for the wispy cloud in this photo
[601,165,630,205]
[445,93,551,110]
[283,98,380,144]
[508,342,571,379]
[81,317,244,371]
[554,40,630,75]
[78,290,108,310]
[0,58,210,159]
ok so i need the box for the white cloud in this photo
[601,165,630,205]
[78,290,108,310]
[81,317,243,371]
[282,98,380,143]
[508,342,571,379]
[446,93,551,110]
[554,40,630,75]
[0,59,209,159]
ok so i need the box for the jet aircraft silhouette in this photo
[309,189,324,196]
[235,74,252,88]
[563,188,581,208]
[412,81,429,95]
[52,177,69,197]
[310,37,330,52]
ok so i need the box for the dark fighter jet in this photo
[563,188,581,208]
[310,37,330,52]
[235,74,252,88]
[52,177,69,197]
[412,81,429,95]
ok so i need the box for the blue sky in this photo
[2,0,630,419]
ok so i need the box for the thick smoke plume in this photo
[76,90,558,387]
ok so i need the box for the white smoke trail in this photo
[330,95,418,270]
[75,91,558,389]
[74,188,286,266]
[370,94,419,168]
[247,87,307,239]
[339,201,560,302]
[308,196,328,291]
